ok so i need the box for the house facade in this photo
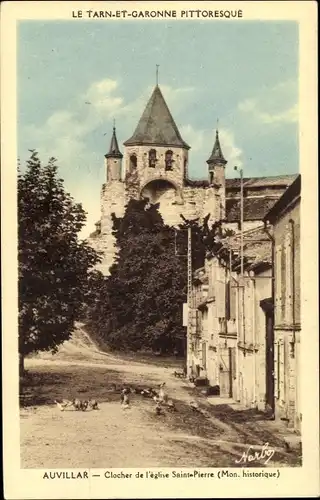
[264,174,301,431]
[188,226,274,411]
[188,174,301,432]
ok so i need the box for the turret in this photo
[207,129,227,220]
[105,126,123,182]
[206,129,227,186]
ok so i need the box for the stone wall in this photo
[124,144,188,191]
[87,181,126,275]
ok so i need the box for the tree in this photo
[87,199,210,354]
[18,151,101,373]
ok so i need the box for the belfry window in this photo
[148,149,157,168]
[129,154,137,171]
[209,172,214,184]
[165,150,173,171]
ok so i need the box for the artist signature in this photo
[235,442,275,465]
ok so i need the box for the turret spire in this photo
[105,124,123,159]
[207,129,227,166]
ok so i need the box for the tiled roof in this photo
[263,174,301,223]
[226,196,279,222]
[124,85,190,149]
[225,174,298,190]
[185,174,297,191]
[220,226,272,268]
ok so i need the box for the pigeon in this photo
[72,398,82,411]
[88,399,99,410]
[166,400,176,412]
[54,399,73,411]
[155,402,162,415]
[80,400,89,411]
[189,400,200,411]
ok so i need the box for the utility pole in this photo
[187,226,193,374]
[175,223,195,375]
[240,167,244,277]
[234,165,244,401]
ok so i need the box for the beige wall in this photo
[273,199,301,431]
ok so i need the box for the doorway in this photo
[260,298,275,412]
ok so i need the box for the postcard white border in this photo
[1,1,319,498]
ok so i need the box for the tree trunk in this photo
[19,353,25,377]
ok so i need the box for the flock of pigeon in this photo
[54,376,203,417]
[120,382,177,415]
[54,398,99,412]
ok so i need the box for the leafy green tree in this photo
[18,151,101,373]
[87,199,212,354]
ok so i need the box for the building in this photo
[263,174,301,431]
[88,83,297,275]
[189,225,274,412]
[88,84,226,274]
[188,174,301,431]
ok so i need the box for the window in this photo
[129,155,137,171]
[165,150,173,171]
[148,149,157,168]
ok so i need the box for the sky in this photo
[18,20,299,238]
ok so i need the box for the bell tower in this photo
[123,83,190,201]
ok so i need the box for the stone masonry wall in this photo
[124,144,188,191]
[87,181,126,275]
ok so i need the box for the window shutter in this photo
[274,341,279,399]
[279,340,285,403]
[226,280,231,320]
[275,245,282,325]
[284,232,293,324]
[217,279,226,318]
[230,281,237,320]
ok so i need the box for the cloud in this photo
[238,80,298,125]
[20,79,199,239]
[180,125,243,176]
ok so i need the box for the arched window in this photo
[209,172,214,184]
[129,154,137,171]
[165,150,173,171]
[148,149,157,168]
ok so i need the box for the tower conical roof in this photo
[124,85,190,149]
[105,127,123,158]
[207,130,227,166]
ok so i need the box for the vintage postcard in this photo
[1,1,319,498]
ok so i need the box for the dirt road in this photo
[20,325,301,468]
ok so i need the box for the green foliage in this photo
[18,151,101,357]
[87,199,218,354]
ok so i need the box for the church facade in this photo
[88,84,296,275]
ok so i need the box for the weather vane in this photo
[156,64,160,85]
